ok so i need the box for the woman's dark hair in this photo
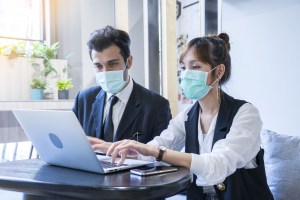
[87,25,131,62]
[179,33,231,85]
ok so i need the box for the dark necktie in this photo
[103,95,119,142]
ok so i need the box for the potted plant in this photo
[0,42,26,59]
[29,41,60,77]
[30,78,47,100]
[55,78,73,99]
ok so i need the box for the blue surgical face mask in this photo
[95,68,127,94]
[180,67,218,100]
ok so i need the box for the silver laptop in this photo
[13,109,152,174]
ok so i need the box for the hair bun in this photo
[218,33,230,51]
[218,33,229,43]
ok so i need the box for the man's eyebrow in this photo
[107,59,120,63]
[93,59,120,65]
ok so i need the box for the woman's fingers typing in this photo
[106,140,152,165]
[107,140,124,163]
[107,140,134,165]
[117,149,129,165]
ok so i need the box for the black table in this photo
[0,159,191,200]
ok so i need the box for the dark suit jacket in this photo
[72,81,172,143]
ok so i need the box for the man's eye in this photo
[109,62,119,66]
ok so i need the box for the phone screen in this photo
[130,166,177,176]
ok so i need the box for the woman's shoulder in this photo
[238,102,260,115]
[221,92,261,116]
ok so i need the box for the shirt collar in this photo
[106,77,133,104]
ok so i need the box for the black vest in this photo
[185,92,273,200]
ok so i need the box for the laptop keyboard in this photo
[99,160,127,168]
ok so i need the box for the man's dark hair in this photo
[87,25,131,62]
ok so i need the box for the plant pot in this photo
[31,89,44,100]
[58,90,69,100]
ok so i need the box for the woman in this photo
[92,33,273,200]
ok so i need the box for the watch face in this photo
[160,146,167,151]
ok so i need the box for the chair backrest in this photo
[0,111,38,162]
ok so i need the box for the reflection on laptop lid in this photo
[12,109,152,174]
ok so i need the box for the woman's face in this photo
[180,47,215,84]
[180,48,211,71]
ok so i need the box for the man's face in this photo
[92,45,130,72]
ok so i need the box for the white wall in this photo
[128,0,145,87]
[222,0,300,135]
[56,0,82,98]
[80,0,115,89]
[56,0,115,97]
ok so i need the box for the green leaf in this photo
[31,78,47,90]
[55,78,73,90]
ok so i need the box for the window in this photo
[0,0,44,43]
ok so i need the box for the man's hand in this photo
[87,136,112,154]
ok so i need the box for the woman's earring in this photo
[217,81,221,101]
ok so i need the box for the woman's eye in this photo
[94,65,102,69]
[180,66,186,70]
[192,65,200,70]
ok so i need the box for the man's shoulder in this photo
[78,86,101,98]
[133,82,168,102]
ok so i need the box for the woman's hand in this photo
[106,139,192,168]
[87,136,112,153]
[107,139,157,165]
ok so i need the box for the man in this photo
[73,25,172,144]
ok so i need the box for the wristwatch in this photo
[156,146,167,161]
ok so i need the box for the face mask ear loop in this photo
[209,76,221,87]
[209,65,218,73]
[125,58,128,69]
[208,65,221,87]
[209,75,221,103]
[123,58,130,82]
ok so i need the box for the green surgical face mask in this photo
[95,69,127,94]
[180,67,218,100]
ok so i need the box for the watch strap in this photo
[156,146,166,161]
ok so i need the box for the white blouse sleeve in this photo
[190,103,262,186]
[147,106,192,151]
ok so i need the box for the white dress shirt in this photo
[147,102,262,186]
[103,77,133,137]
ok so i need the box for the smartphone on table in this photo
[130,165,177,176]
